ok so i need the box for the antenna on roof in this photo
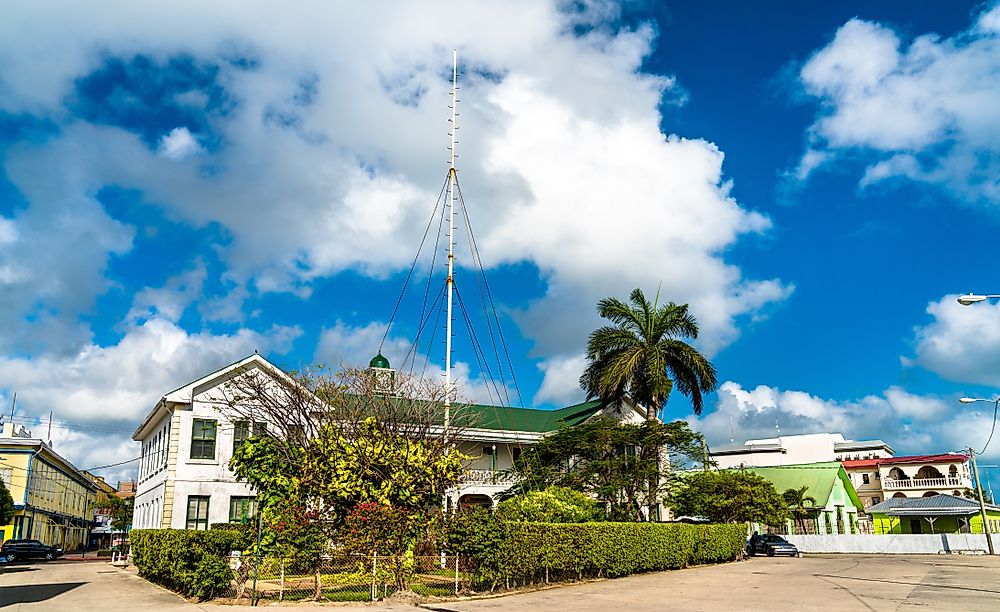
[729,415,735,444]
[775,417,781,437]
[443,48,459,441]
[8,391,14,423]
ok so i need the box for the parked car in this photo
[747,534,800,557]
[1,539,64,562]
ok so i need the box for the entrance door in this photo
[909,519,923,534]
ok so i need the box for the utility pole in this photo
[969,446,995,555]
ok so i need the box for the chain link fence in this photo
[222,554,468,604]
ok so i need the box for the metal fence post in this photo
[454,555,459,595]
[371,551,377,602]
[279,559,284,602]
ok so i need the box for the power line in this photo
[980,399,999,456]
[85,457,140,471]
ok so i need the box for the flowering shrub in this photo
[341,501,415,555]
[341,502,417,588]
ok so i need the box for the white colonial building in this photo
[710,432,894,469]
[132,355,271,530]
[132,353,645,530]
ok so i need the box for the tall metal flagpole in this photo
[444,49,458,440]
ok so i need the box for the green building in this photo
[743,462,865,535]
[868,494,1000,534]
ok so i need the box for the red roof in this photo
[841,453,968,469]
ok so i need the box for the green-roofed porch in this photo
[739,462,865,536]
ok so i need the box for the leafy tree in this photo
[672,471,788,525]
[508,417,703,521]
[495,486,601,523]
[95,495,134,532]
[782,486,817,534]
[226,367,470,563]
[0,478,14,526]
[964,487,995,505]
[581,288,718,422]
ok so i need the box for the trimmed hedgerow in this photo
[445,519,746,588]
[130,529,252,600]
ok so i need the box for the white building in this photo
[132,353,645,530]
[710,432,894,469]
[132,355,273,530]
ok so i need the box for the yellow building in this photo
[1,423,98,549]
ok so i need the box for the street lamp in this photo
[957,396,999,555]
[957,294,1000,306]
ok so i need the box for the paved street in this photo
[0,559,192,611]
[434,554,1000,612]
[2,555,1000,611]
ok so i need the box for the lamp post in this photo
[958,396,998,555]
[957,293,1000,306]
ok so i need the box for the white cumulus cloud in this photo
[0,0,789,381]
[0,318,301,478]
[906,294,1000,387]
[157,126,203,160]
[794,4,1000,206]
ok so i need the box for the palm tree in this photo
[580,288,718,421]
[783,486,817,535]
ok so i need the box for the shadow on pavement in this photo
[0,582,85,607]
[0,567,37,574]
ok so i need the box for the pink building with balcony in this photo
[841,453,973,509]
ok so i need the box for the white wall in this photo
[133,411,171,529]
[785,533,998,555]
[169,392,258,529]
[771,433,842,464]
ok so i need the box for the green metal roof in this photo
[740,462,864,511]
[459,399,606,433]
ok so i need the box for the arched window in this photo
[888,467,908,481]
[892,492,907,499]
[922,491,939,497]
[458,494,495,509]
[916,465,944,480]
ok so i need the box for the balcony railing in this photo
[881,476,967,490]
[460,469,518,485]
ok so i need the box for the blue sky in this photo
[1,1,999,487]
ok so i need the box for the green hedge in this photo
[130,529,252,600]
[450,520,746,588]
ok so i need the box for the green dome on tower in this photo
[369,353,391,369]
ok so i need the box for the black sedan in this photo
[1,539,64,562]
[747,534,801,557]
